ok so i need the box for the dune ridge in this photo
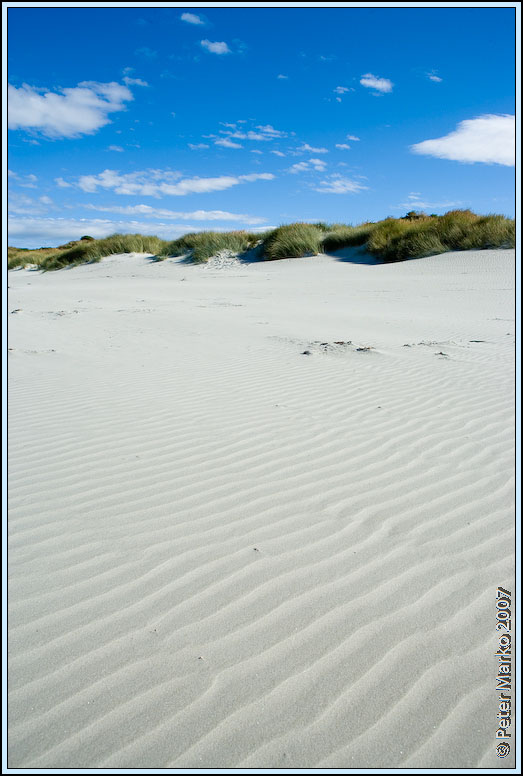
[8,248,515,768]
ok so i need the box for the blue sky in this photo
[7,4,516,248]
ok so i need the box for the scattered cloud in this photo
[107,145,124,152]
[123,76,149,87]
[313,175,368,194]
[181,12,205,25]
[85,203,267,224]
[8,216,272,247]
[55,177,72,188]
[277,74,288,79]
[410,114,515,166]
[393,193,463,211]
[427,70,442,82]
[63,168,275,197]
[335,144,351,150]
[215,137,243,149]
[201,39,231,55]
[8,192,50,215]
[188,142,210,150]
[8,170,38,188]
[297,143,328,154]
[333,86,351,94]
[271,150,286,157]
[8,81,133,138]
[251,149,263,154]
[360,73,393,94]
[346,134,360,141]
[135,46,157,58]
[289,158,327,174]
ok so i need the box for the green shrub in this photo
[261,223,322,260]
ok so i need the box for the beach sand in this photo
[8,248,515,768]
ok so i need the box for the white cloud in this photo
[40,196,53,205]
[107,145,124,152]
[346,134,360,141]
[256,124,287,138]
[9,216,273,248]
[271,150,286,157]
[201,39,231,55]
[66,168,275,197]
[360,73,393,94]
[335,144,351,150]
[427,71,442,82]
[251,149,263,154]
[8,81,133,138]
[188,142,210,150]
[333,86,351,94]
[277,74,288,79]
[288,158,327,174]
[313,175,368,194]
[55,177,72,188]
[123,76,149,86]
[215,137,243,149]
[8,170,38,188]
[85,203,267,224]
[410,114,515,166]
[297,143,328,154]
[394,194,463,211]
[181,12,204,24]
[8,192,49,215]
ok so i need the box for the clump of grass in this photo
[261,223,323,261]
[367,210,514,262]
[321,223,377,253]
[8,245,63,270]
[163,230,259,263]
[39,233,169,270]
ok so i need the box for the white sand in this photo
[8,248,515,769]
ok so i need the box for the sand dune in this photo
[8,248,515,768]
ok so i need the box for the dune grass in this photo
[261,223,323,260]
[366,210,514,262]
[162,230,261,263]
[38,234,169,270]
[8,210,514,271]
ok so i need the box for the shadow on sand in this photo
[326,246,382,265]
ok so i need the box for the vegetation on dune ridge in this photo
[161,230,261,263]
[8,210,514,270]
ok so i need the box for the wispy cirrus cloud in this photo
[188,142,210,150]
[8,81,133,138]
[335,144,351,150]
[426,70,442,82]
[8,170,38,188]
[61,168,275,197]
[85,203,267,224]
[135,46,157,58]
[201,39,230,55]
[410,114,515,166]
[360,73,393,94]
[313,175,368,194]
[8,216,273,248]
[393,193,463,211]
